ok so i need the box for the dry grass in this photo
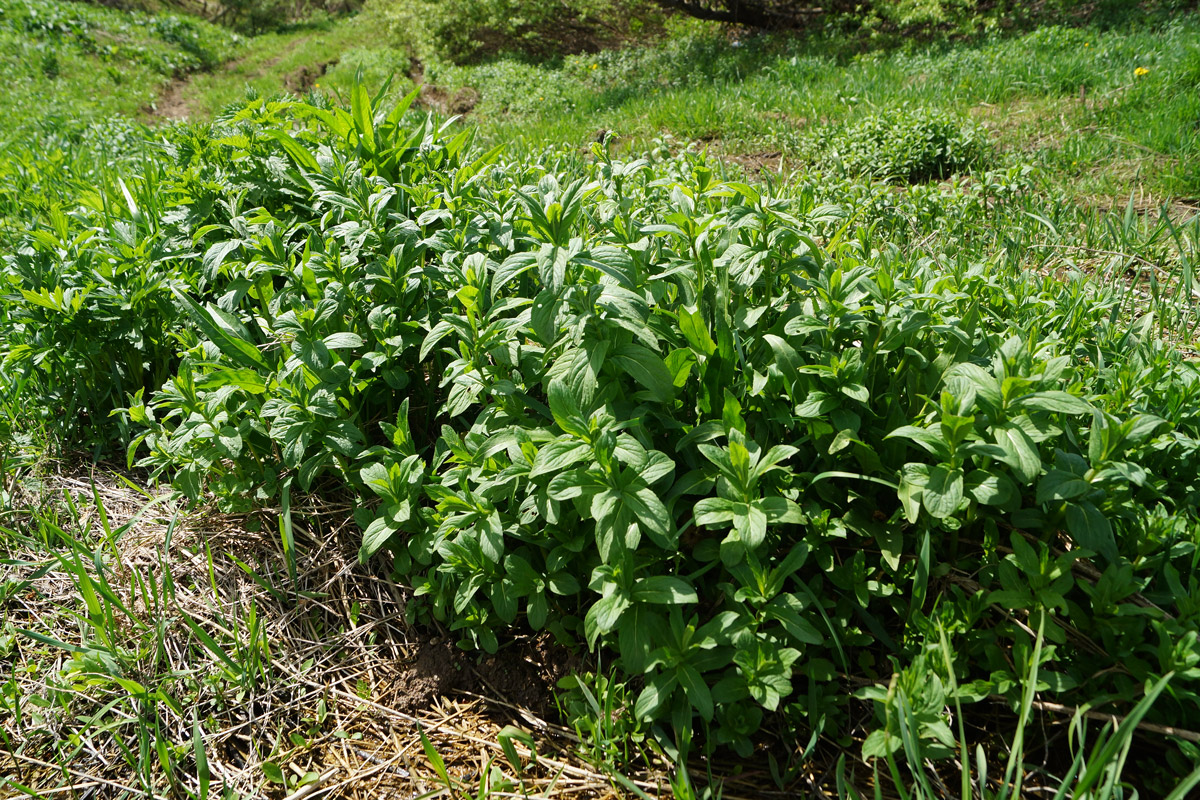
[0,463,671,799]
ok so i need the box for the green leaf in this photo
[1036,470,1091,504]
[358,515,398,563]
[678,307,717,355]
[491,252,538,298]
[678,663,714,721]
[632,576,698,605]
[944,362,1002,409]
[172,289,267,369]
[263,762,286,785]
[530,288,562,345]
[619,606,666,673]
[497,725,537,774]
[1065,501,1117,562]
[695,497,736,526]
[612,344,675,403]
[194,714,210,799]
[180,615,241,676]
[584,591,631,648]
[922,465,963,520]
[548,469,597,501]
[634,673,677,720]
[323,332,364,350]
[480,512,504,563]
[202,240,242,283]
[625,486,674,546]
[490,579,518,622]
[897,464,925,523]
[419,726,453,790]
[795,390,839,418]
[737,502,769,549]
[965,469,1017,507]
[578,246,637,287]
[1074,673,1173,797]
[194,367,267,394]
[264,128,320,173]
[862,728,900,759]
[1012,391,1093,416]
[531,438,591,478]
[385,83,422,127]
[360,463,392,498]
[763,597,824,645]
[758,495,803,523]
[351,78,375,154]
[665,348,696,388]
[886,425,948,459]
[994,423,1042,484]
[753,445,799,480]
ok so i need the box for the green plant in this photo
[8,7,1200,788]
[63,85,1194,783]
[558,669,648,766]
[813,106,988,182]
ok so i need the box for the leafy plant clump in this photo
[815,107,989,182]
[6,86,1200,782]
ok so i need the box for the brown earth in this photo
[148,76,194,120]
[285,59,338,93]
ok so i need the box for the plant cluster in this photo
[812,107,988,182]
[5,84,1200,787]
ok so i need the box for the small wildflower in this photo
[1084,42,1090,47]
[1135,66,1150,77]
[590,63,598,70]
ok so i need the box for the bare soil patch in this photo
[285,59,338,93]
[146,76,194,120]
[720,149,784,174]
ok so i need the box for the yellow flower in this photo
[1135,66,1150,77]
[590,63,598,70]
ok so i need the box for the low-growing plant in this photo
[813,106,988,182]
[6,80,1200,791]
[557,669,649,766]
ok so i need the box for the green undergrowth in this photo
[428,14,1200,201]
[0,0,239,247]
[5,1,1200,794]
[172,12,411,121]
[4,79,1200,794]
[0,0,238,143]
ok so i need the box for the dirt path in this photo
[148,76,195,121]
[145,34,319,122]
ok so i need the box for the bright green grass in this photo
[429,15,1200,202]
[0,0,237,143]
[175,11,412,120]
